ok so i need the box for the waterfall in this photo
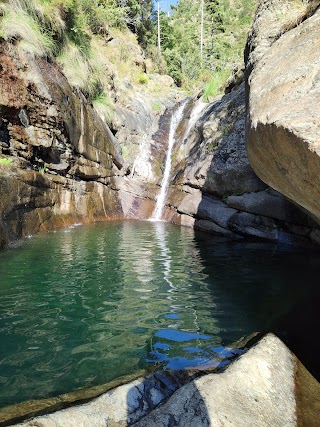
[151,101,187,221]
[184,98,207,140]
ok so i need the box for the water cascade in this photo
[184,98,208,140]
[152,101,188,220]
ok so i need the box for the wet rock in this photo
[0,170,124,247]
[11,371,199,427]
[196,196,238,229]
[0,41,128,247]
[228,211,279,240]
[194,219,242,239]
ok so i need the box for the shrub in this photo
[0,157,13,165]
[138,73,148,84]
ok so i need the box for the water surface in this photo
[0,221,318,407]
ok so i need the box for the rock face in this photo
[163,83,320,245]
[0,39,181,247]
[0,35,185,247]
[0,41,127,247]
[9,334,320,427]
[245,1,320,221]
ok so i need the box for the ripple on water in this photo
[0,220,319,408]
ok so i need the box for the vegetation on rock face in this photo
[0,0,259,101]
[0,157,13,165]
[0,0,157,124]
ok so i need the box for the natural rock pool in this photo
[0,220,319,409]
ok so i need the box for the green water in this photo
[0,220,318,408]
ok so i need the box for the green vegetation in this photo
[0,0,154,114]
[0,0,258,101]
[92,90,115,123]
[138,73,148,84]
[0,157,13,165]
[159,0,258,92]
[203,70,230,101]
[151,101,162,113]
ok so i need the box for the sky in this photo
[157,0,179,13]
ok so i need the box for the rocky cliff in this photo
[154,0,320,246]
[0,41,127,247]
[0,36,182,247]
[1,0,320,248]
[162,81,320,245]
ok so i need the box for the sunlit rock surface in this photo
[246,1,320,221]
[10,334,320,427]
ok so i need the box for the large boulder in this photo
[245,1,320,221]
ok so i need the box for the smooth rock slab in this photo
[134,334,297,427]
[227,189,308,224]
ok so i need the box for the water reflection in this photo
[0,221,318,408]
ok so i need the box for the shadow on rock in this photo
[126,369,210,427]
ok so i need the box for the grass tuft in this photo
[0,157,13,166]
[203,70,230,101]
[0,3,54,56]
[57,40,90,89]
[92,91,115,124]
[138,73,148,84]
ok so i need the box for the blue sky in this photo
[156,0,178,13]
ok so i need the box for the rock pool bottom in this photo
[0,220,319,411]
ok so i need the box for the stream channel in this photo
[1,220,320,409]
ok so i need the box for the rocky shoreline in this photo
[3,334,319,427]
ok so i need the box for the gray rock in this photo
[229,211,278,240]
[246,2,320,221]
[10,334,320,427]
[177,193,238,229]
[196,196,238,229]
[11,371,198,427]
[177,83,266,197]
[177,192,202,216]
[194,219,242,239]
[226,189,314,225]
[134,334,297,427]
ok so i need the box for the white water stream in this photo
[184,98,207,140]
[151,101,187,220]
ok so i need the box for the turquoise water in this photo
[0,221,318,408]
